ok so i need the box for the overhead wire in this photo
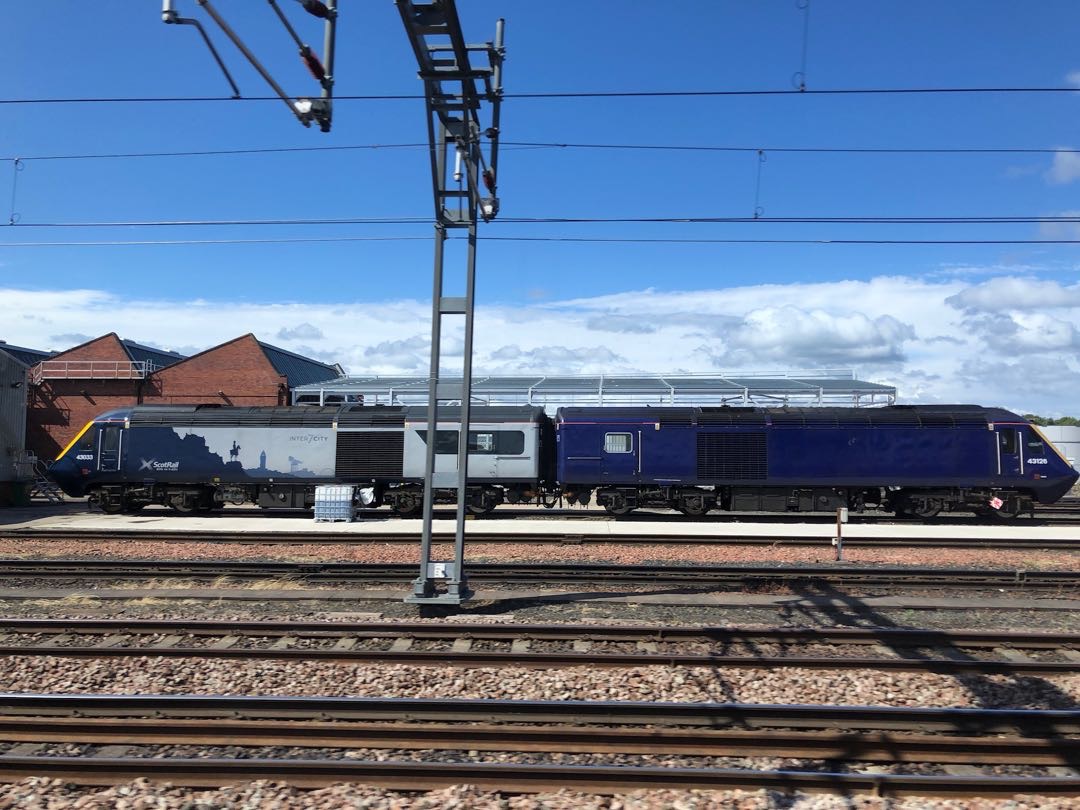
[3,235,1080,247]
[0,143,428,161]
[5,214,1080,228]
[0,236,431,246]
[3,86,1080,105]
[4,140,1076,163]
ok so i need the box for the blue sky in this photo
[3,2,1080,413]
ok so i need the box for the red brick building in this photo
[26,333,340,460]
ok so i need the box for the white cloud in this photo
[585,314,657,334]
[1046,149,1080,184]
[715,307,914,365]
[276,322,324,341]
[1067,70,1080,88]
[5,272,1080,414]
[945,277,1080,312]
[964,312,1080,354]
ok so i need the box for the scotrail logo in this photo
[139,458,180,472]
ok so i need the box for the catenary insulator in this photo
[296,0,332,19]
[300,46,326,80]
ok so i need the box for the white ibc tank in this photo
[1039,426,1080,469]
[314,484,356,522]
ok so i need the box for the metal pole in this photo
[322,0,337,99]
[448,220,478,600]
[487,19,505,181]
[413,224,446,600]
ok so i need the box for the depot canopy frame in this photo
[293,370,897,410]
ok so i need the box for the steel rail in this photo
[0,754,1078,796]
[7,526,1080,549]
[0,559,1076,589]
[5,617,1078,646]
[0,716,1077,766]
[4,643,1073,674]
[2,619,1078,674]
[4,694,1077,734]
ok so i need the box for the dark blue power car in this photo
[556,405,1078,518]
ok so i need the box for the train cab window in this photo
[604,432,633,453]
[77,430,95,452]
[101,426,121,454]
[1026,436,1046,457]
[999,428,1017,454]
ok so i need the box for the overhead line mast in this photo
[161,0,503,606]
[395,1,505,607]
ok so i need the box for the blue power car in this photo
[556,405,1078,517]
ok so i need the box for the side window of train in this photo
[470,432,496,453]
[604,432,633,453]
[78,430,95,452]
[1026,434,1046,457]
[999,428,1017,454]
[419,429,526,455]
[468,431,525,455]
[416,430,459,454]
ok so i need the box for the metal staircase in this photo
[29,459,64,504]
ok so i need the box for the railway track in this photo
[3,619,1079,674]
[0,695,1078,795]
[8,525,1080,549]
[0,559,1076,590]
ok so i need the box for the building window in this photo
[604,432,633,453]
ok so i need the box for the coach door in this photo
[98,425,122,472]
[600,429,639,482]
[997,426,1022,478]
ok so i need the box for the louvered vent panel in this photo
[335,431,404,478]
[917,413,955,428]
[698,408,767,426]
[338,407,406,427]
[697,432,767,480]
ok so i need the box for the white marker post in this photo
[832,507,849,561]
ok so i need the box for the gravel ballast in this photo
[0,778,1075,809]
[3,657,1078,708]
[0,537,1075,570]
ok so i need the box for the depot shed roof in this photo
[293,370,896,409]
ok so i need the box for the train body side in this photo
[556,405,1079,515]
[50,403,551,514]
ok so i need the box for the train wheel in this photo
[99,499,124,515]
[991,500,1023,520]
[391,500,422,517]
[603,503,633,516]
[910,500,943,519]
[679,498,710,517]
[167,494,197,514]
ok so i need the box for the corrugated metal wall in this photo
[0,352,29,482]
[1041,426,1080,469]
